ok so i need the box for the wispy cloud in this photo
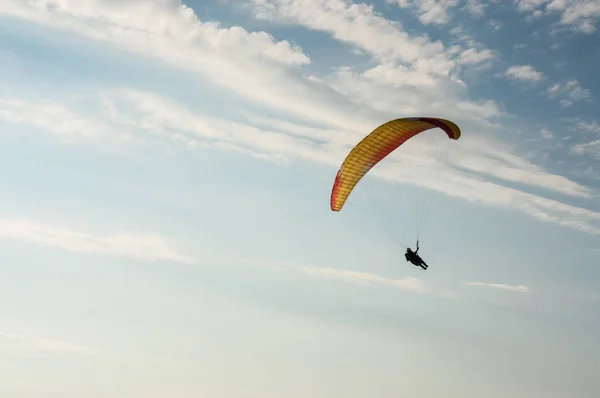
[1,0,365,132]
[574,120,600,135]
[3,86,600,236]
[389,0,487,24]
[103,88,595,200]
[2,0,599,237]
[388,0,460,25]
[465,0,487,16]
[249,0,449,63]
[3,0,496,131]
[546,80,591,107]
[0,331,97,356]
[291,265,461,299]
[571,140,600,159]
[466,281,530,293]
[0,98,132,149]
[504,65,545,82]
[488,19,502,31]
[458,48,496,65]
[297,266,430,294]
[515,0,600,34]
[568,119,600,160]
[248,0,497,103]
[0,218,195,264]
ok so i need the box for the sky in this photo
[0,0,599,397]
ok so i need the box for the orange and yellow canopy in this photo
[330,117,461,212]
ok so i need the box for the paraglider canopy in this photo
[330,117,461,212]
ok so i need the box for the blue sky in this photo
[0,0,599,397]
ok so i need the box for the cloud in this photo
[458,48,495,65]
[3,85,600,235]
[573,120,600,136]
[504,65,545,82]
[388,0,486,22]
[0,98,132,149]
[488,19,502,31]
[1,0,372,133]
[571,140,600,159]
[540,128,553,139]
[465,0,487,16]
[99,88,334,164]
[297,266,430,294]
[249,0,452,63]
[568,119,600,161]
[515,0,600,34]
[0,331,97,356]
[101,88,594,198]
[547,83,561,94]
[2,0,599,237]
[2,0,496,132]
[0,218,196,264]
[388,0,460,25]
[466,281,530,293]
[247,0,496,94]
[546,80,591,107]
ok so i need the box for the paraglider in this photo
[405,242,428,270]
[329,116,462,270]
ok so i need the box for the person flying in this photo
[405,241,428,270]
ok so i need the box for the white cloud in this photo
[0,98,133,150]
[563,80,591,101]
[488,19,502,30]
[2,0,495,130]
[100,88,335,164]
[450,26,475,45]
[571,140,600,159]
[388,0,460,25]
[568,119,600,161]
[297,266,430,294]
[547,83,562,94]
[102,88,594,199]
[466,281,530,293]
[546,80,591,107]
[247,0,495,94]
[458,48,496,65]
[388,0,486,22]
[0,217,196,264]
[1,0,599,237]
[551,1,600,33]
[504,65,545,82]
[1,0,373,133]
[465,0,487,16]
[515,0,600,34]
[3,86,600,235]
[575,120,600,135]
[249,0,453,65]
[0,331,97,356]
